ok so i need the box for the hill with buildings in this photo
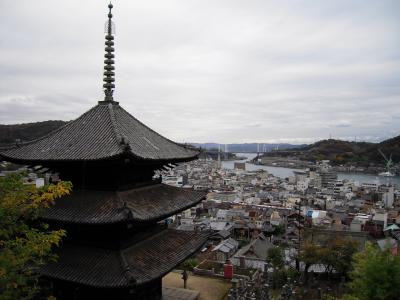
[260,137,400,166]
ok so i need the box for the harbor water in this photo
[221,153,400,187]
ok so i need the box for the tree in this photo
[0,173,71,300]
[299,242,321,282]
[348,242,400,300]
[180,258,198,271]
[273,224,286,236]
[267,246,284,269]
[299,238,358,282]
[320,238,358,276]
[267,246,293,289]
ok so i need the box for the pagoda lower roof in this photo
[41,183,206,224]
[41,229,209,288]
[0,102,198,163]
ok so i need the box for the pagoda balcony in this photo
[41,183,205,226]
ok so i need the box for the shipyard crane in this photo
[378,148,394,177]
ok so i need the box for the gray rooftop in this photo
[41,183,206,224]
[41,229,209,288]
[1,103,198,163]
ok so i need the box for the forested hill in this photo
[261,137,400,165]
[0,121,67,146]
[372,135,400,163]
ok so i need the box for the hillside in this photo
[0,120,67,146]
[368,135,400,163]
[261,137,400,166]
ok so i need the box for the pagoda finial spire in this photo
[103,2,116,102]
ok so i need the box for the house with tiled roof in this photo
[212,238,239,261]
[232,233,273,270]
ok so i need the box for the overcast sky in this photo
[1,0,399,144]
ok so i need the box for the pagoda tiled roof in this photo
[0,103,198,163]
[41,229,209,288]
[41,183,206,224]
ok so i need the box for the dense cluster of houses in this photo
[162,158,400,274]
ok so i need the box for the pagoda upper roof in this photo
[0,102,198,163]
[41,229,209,288]
[41,183,206,225]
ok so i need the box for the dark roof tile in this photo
[41,229,209,287]
[41,184,206,224]
[1,103,198,162]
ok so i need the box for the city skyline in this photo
[1,0,399,144]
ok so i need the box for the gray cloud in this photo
[0,0,399,144]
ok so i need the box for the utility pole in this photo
[296,200,301,272]
[217,144,221,169]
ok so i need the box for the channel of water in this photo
[221,153,400,187]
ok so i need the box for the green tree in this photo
[267,246,293,289]
[299,238,358,282]
[348,242,400,300]
[299,242,322,282]
[273,224,286,236]
[267,246,284,269]
[180,258,199,271]
[0,173,71,300]
[317,238,358,276]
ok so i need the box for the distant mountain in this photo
[0,120,67,146]
[260,137,400,166]
[190,143,305,153]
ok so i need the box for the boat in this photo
[378,171,395,177]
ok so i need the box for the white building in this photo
[381,186,395,208]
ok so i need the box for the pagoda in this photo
[0,4,208,300]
